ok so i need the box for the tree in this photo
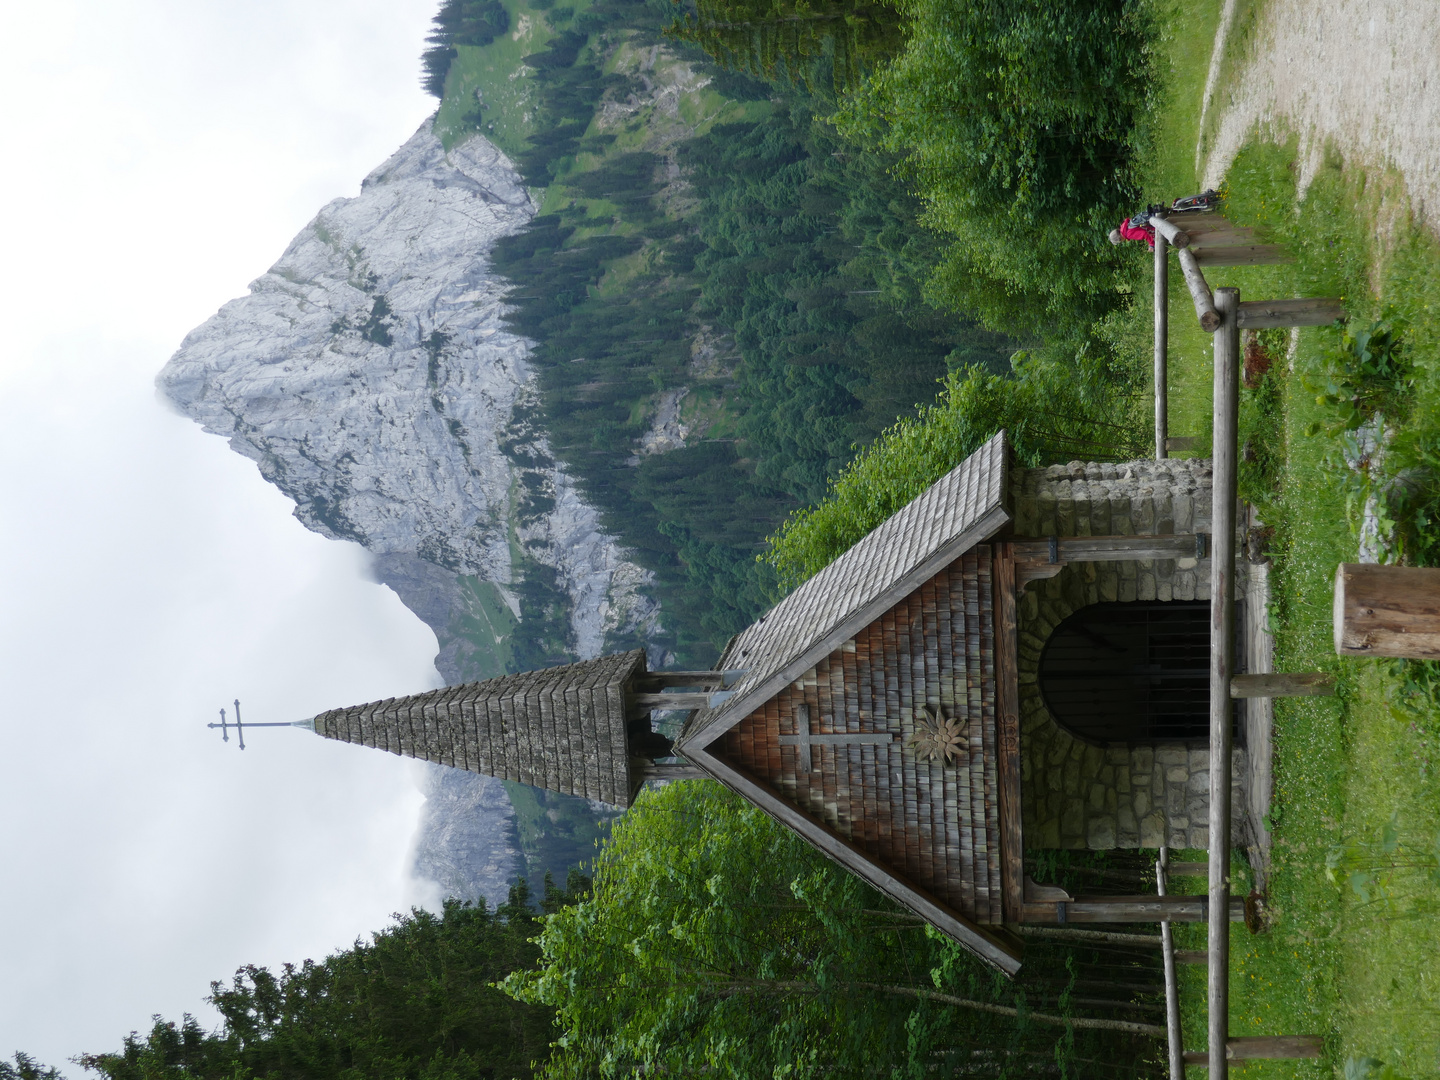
[503,782,1159,1078]
[668,0,905,93]
[80,879,582,1080]
[0,1054,65,1080]
[837,0,1158,340]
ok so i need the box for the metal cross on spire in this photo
[208,699,310,750]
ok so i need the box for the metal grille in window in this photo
[1038,601,1236,743]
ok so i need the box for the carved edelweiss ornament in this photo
[907,703,966,766]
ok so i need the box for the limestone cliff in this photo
[159,118,662,900]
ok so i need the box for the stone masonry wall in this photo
[1011,459,1247,850]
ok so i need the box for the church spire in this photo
[304,651,732,806]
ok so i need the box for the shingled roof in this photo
[675,432,1020,972]
[311,650,648,806]
[679,431,1010,753]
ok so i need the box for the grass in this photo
[433,0,595,154]
[447,575,519,682]
[1131,3,1440,1075]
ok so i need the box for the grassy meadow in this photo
[1124,2,1440,1073]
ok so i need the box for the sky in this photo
[0,0,453,1067]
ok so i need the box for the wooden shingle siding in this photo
[709,555,1002,925]
[682,433,1010,752]
[311,650,647,806]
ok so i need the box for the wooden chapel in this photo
[303,432,1245,974]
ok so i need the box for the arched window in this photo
[1039,601,1219,744]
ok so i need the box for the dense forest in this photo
[430,0,1022,659]
[421,0,1154,662]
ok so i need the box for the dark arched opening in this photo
[1039,601,1216,743]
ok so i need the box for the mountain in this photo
[160,120,652,899]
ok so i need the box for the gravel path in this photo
[1201,0,1440,231]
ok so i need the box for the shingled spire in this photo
[310,651,649,805]
[305,650,724,807]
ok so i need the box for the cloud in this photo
[0,0,452,1066]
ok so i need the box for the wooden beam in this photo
[1015,926,1162,947]
[1176,949,1207,965]
[1193,245,1294,266]
[631,692,713,710]
[1165,436,1198,452]
[1157,851,1184,1080]
[633,670,735,689]
[993,542,1025,923]
[1229,672,1336,698]
[1151,215,1190,249]
[1235,298,1346,328]
[1186,228,1260,248]
[1014,533,1202,563]
[1021,896,1247,923]
[1184,1036,1324,1065]
[1210,286,1241,1080]
[1334,563,1440,659]
[631,760,707,781]
[1171,215,1235,236]
[1155,234,1169,458]
[1177,248,1221,332]
[1015,534,1205,585]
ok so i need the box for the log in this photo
[1177,248,1221,332]
[1193,244,1294,266]
[1229,672,1337,697]
[1155,234,1169,458]
[1184,1036,1324,1065]
[1151,215,1191,249]
[1210,287,1241,1080]
[1334,563,1440,658]
[1176,950,1207,965]
[1236,298,1346,328]
[1165,436,1199,452]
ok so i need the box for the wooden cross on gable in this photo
[778,704,896,772]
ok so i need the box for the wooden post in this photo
[1209,286,1241,1080]
[1155,233,1169,458]
[1334,563,1440,659]
[1229,673,1336,697]
[1158,849,1184,1080]
[1236,298,1346,328]
[1184,1036,1324,1065]
[1151,215,1191,248]
[1178,248,1221,332]
[1020,896,1246,923]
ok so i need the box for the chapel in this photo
[304,432,1255,972]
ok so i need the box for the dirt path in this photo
[1201,0,1440,232]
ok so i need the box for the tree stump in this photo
[1334,563,1440,659]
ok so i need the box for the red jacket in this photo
[1118,218,1155,248]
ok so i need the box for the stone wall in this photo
[1011,459,1247,850]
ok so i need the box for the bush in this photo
[837,0,1158,340]
[763,354,1147,588]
